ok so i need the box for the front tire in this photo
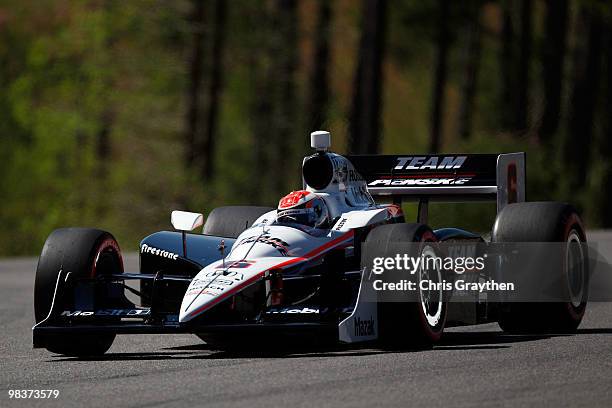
[202,206,274,238]
[364,223,447,349]
[35,228,123,356]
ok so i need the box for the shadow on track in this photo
[575,328,612,334]
[51,341,402,362]
[434,331,553,350]
[47,327,610,362]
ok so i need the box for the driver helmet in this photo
[277,190,330,229]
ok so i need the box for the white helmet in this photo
[277,190,330,229]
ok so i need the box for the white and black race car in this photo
[33,131,588,356]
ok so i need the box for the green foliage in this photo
[0,0,610,256]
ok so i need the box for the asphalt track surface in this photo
[2,233,612,407]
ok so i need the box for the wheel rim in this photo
[566,230,585,308]
[419,245,443,327]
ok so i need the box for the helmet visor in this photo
[276,208,316,227]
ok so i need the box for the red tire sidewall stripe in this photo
[90,237,123,278]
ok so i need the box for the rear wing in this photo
[346,153,525,212]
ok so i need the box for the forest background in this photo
[1,0,611,255]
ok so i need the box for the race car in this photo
[32,131,588,356]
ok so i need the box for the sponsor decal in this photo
[186,288,223,296]
[332,157,366,183]
[203,269,245,281]
[354,316,375,337]
[61,309,151,317]
[267,307,319,314]
[210,260,254,271]
[394,156,467,170]
[235,233,290,256]
[333,160,348,183]
[347,185,375,205]
[335,218,347,230]
[507,162,518,203]
[224,260,255,269]
[61,311,93,317]
[141,243,179,260]
[347,168,365,182]
[333,156,373,204]
[186,271,245,296]
[386,205,402,218]
[369,177,472,186]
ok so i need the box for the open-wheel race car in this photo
[33,131,588,356]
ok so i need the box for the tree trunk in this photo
[429,0,450,153]
[274,0,298,196]
[200,0,226,181]
[248,2,276,201]
[499,0,515,130]
[601,27,612,227]
[184,0,206,169]
[458,0,482,140]
[564,7,603,191]
[539,0,568,143]
[96,110,113,174]
[515,0,532,132]
[348,0,388,154]
[308,0,332,131]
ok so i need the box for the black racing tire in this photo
[493,202,588,334]
[203,206,274,238]
[364,223,447,349]
[35,228,123,356]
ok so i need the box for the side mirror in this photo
[171,210,204,232]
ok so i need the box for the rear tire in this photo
[493,202,588,333]
[35,228,123,356]
[203,206,274,238]
[364,223,447,349]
